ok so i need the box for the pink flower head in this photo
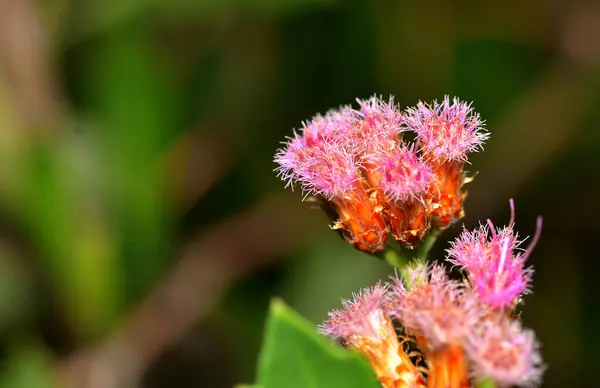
[313,95,402,156]
[318,283,390,341]
[319,282,428,388]
[356,95,404,143]
[274,109,362,199]
[466,320,544,387]
[389,262,481,349]
[446,200,543,309]
[299,107,357,148]
[404,96,489,162]
[368,144,434,202]
[274,140,361,199]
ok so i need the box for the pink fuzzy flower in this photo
[404,96,489,162]
[355,95,404,147]
[446,200,543,309]
[275,139,361,199]
[274,109,362,199]
[358,96,403,128]
[318,283,390,341]
[274,97,404,198]
[388,262,482,350]
[319,283,428,388]
[466,319,545,387]
[300,107,357,148]
[367,144,434,202]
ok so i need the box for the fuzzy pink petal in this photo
[404,96,488,162]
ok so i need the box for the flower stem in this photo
[412,230,440,261]
[375,230,440,269]
[475,378,497,388]
[377,248,406,268]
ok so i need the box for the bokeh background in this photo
[0,0,598,386]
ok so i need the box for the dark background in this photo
[0,0,597,387]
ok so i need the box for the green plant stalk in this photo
[376,248,406,268]
[375,230,441,269]
[475,378,497,388]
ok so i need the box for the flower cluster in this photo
[447,199,543,310]
[319,205,544,388]
[275,96,488,253]
[319,284,427,388]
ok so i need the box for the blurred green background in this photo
[0,0,597,386]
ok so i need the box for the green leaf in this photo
[255,299,380,388]
[0,341,54,388]
[18,138,121,338]
[85,25,176,303]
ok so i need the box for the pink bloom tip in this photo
[466,320,545,387]
[368,144,435,202]
[446,201,543,309]
[318,283,390,341]
[388,262,482,349]
[274,108,362,199]
[356,95,404,141]
[404,95,489,162]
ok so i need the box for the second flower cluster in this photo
[275,96,489,253]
